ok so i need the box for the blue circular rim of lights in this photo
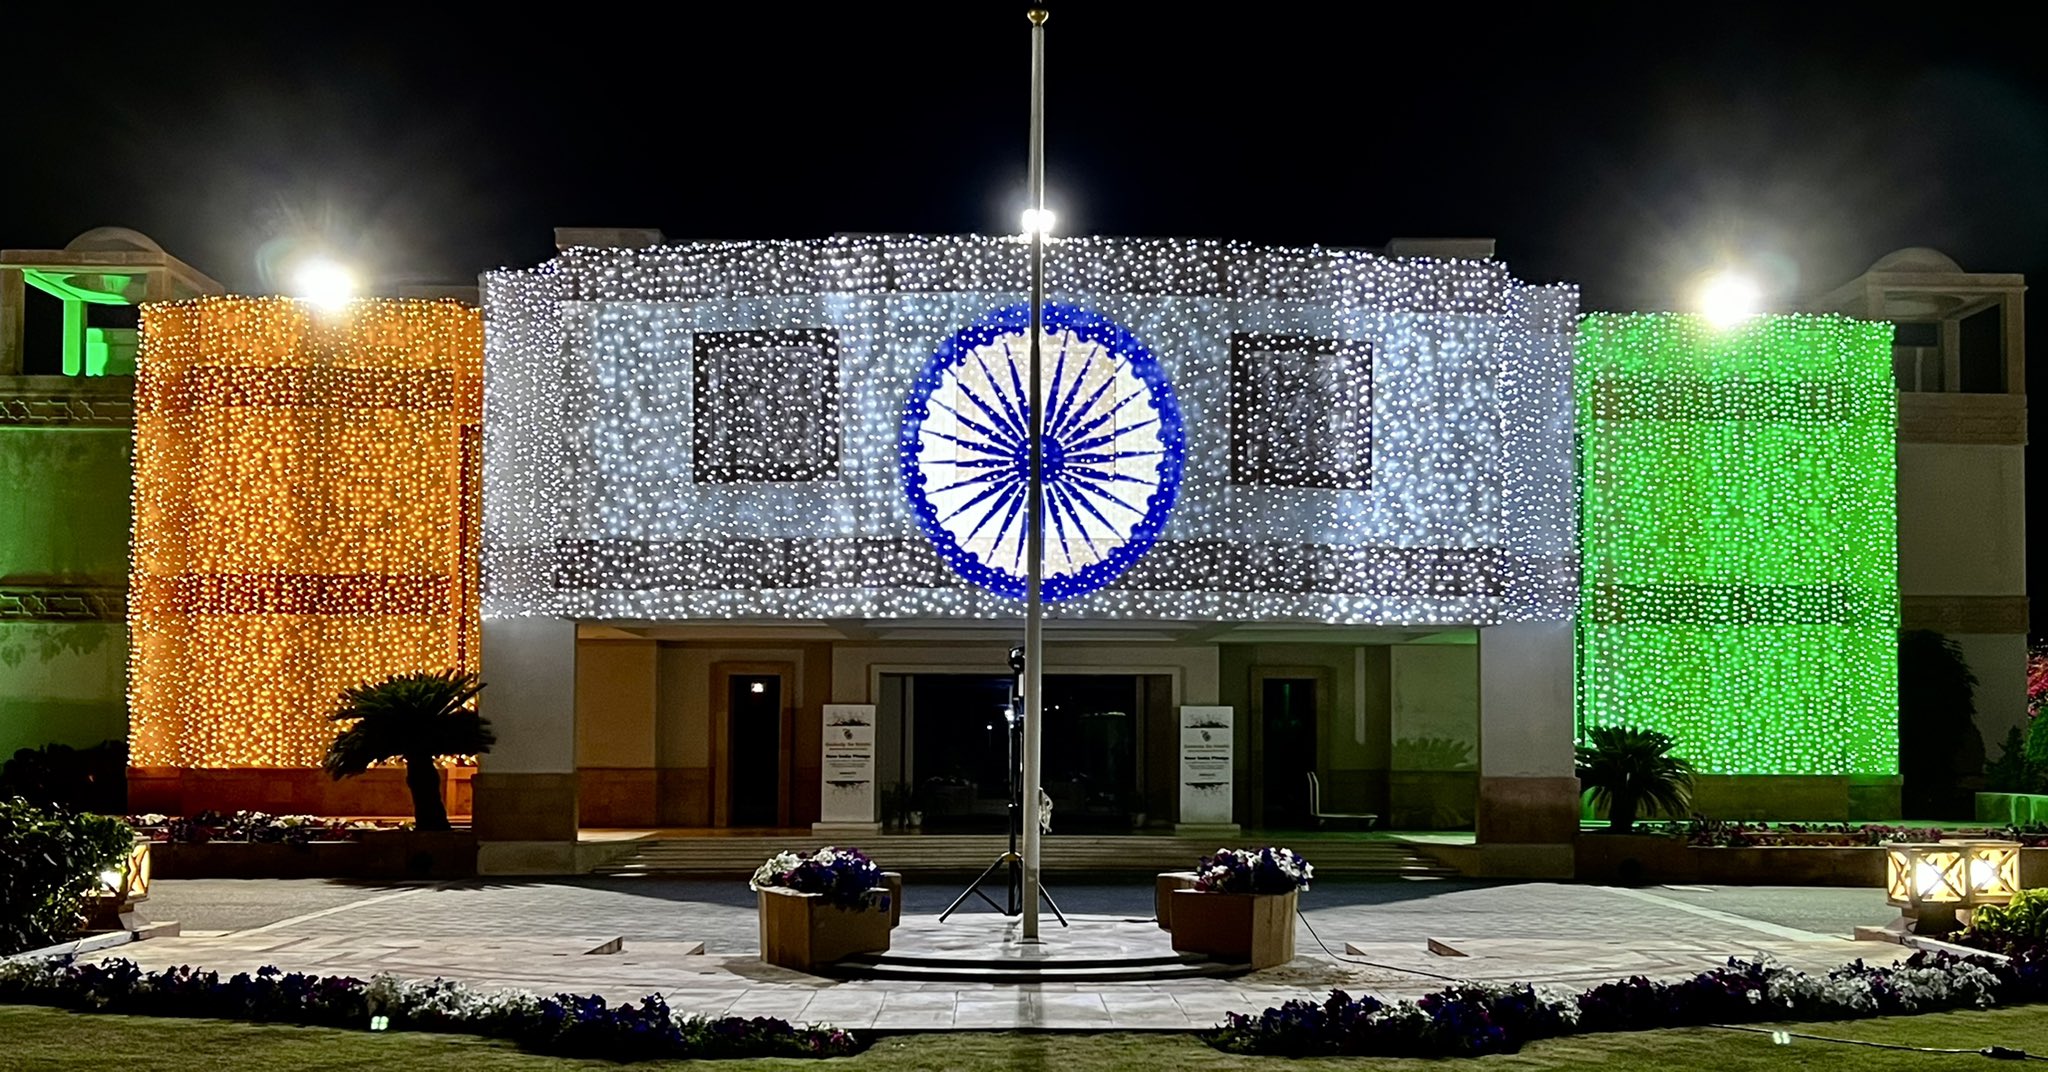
[899,302,1186,602]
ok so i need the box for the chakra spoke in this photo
[922,425,1017,459]
[1058,477,1124,539]
[929,468,1015,496]
[1063,472,1147,515]
[1048,343,1099,438]
[1067,416,1160,456]
[1064,389,1144,442]
[962,481,1026,545]
[1044,483,1077,563]
[933,398,1019,452]
[1048,482,1102,553]
[937,469,1023,522]
[967,353,1029,443]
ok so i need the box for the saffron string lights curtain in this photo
[480,236,1579,626]
[1575,313,1898,776]
[129,297,483,768]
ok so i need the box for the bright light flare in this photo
[1020,208,1056,238]
[292,258,357,312]
[1697,270,1761,328]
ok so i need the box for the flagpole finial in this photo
[1028,8,1048,25]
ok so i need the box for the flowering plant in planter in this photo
[749,847,883,910]
[129,811,394,845]
[1193,847,1313,894]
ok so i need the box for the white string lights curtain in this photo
[481,235,1577,625]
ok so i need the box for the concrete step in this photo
[821,950,1249,984]
[591,834,1460,878]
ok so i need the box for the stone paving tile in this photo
[108,879,1918,1031]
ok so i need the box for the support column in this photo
[0,269,24,375]
[476,617,581,874]
[61,298,85,376]
[1476,621,1577,877]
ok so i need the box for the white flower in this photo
[750,851,804,891]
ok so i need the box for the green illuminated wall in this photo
[1575,314,1897,775]
[0,427,131,759]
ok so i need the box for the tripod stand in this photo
[939,652,1067,925]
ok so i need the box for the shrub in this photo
[0,741,127,814]
[1205,951,2017,1058]
[1899,629,1985,817]
[324,670,491,831]
[1575,727,1694,833]
[749,847,883,909]
[0,958,863,1062]
[1192,847,1313,894]
[1986,726,2046,794]
[1966,889,2048,955]
[0,798,134,955]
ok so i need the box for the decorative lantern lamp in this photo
[90,839,153,931]
[1885,840,2021,934]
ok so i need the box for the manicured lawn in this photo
[5,1003,2048,1070]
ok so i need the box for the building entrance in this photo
[1259,676,1318,825]
[897,672,1147,833]
[728,673,783,826]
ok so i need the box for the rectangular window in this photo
[691,329,841,482]
[1229,333,1372,490]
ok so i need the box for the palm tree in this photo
[324,671,492,831]
[1575,726,1695,834]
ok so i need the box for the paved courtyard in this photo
[80,877,1907,1031]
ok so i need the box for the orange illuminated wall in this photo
[129,297,482,771]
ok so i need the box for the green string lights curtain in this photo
[1575,313,1897,776]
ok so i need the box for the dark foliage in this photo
[1985,726,2046,794]
[0,798,134,955]
[0,958,863,1062]
[1899,629,1985,818]
[324,670,491,831]
[1576,726,1695,834]
[1205,950,2038,1058]
[0,741,127,814]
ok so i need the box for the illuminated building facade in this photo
[2,226,2027,880]
[123,296,483,813]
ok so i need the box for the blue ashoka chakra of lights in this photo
[900,303,1186,601]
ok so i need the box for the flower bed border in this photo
[1204,948,2048,1059]
[0,957,860,1062]
[1575,835,2048,888]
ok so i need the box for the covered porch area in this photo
[475,616,1577,878]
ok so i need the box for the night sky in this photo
[7,5,2046,628]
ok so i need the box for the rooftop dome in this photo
[64,226,165,254]
[1868,247,1963,274]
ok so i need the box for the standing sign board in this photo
[1178,705,1235,826]
[819,704,878,825]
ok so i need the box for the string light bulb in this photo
[480,234,1580,626]
[1574,312,1897,775]
[129,296,483,767]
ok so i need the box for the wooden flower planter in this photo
[757,886,893,973]
[1167,888,1297,969]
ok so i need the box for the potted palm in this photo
[1167,847,1311,969]
[324,670,493,832]
[752,847,895,973]
[1576,725,1695,834]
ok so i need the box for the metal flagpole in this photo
[1021,4,1048,942]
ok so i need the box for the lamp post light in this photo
[1884,840,2021,935]
[1696,269,1761,329]
[291,257,357,313]
[90,838,154,932]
